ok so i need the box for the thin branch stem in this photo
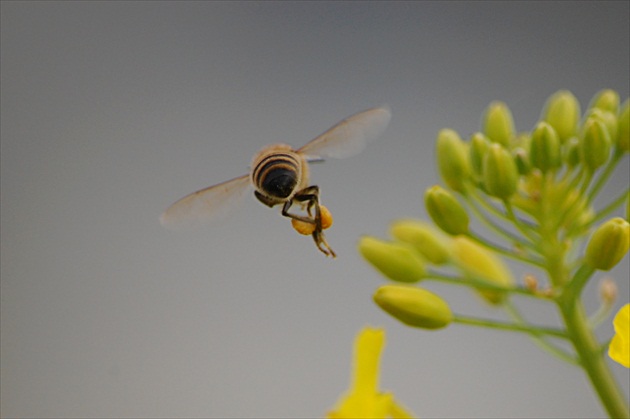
[588,302,615,330]
[452,314,570,339]
[424,272,548,299]
[503,200,540,243]
[465,193,538,253]
[503,302,579,365]
[590,188,629,225]
[467,231,546,267]
[586,151,623,205]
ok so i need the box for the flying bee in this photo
[160,106,392,257]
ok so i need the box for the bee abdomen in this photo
[252,152,300,199]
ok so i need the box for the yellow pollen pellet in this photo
[292,218,316,235]
[291,205,333,235]
[320,205,333,230]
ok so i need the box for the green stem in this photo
[578,170,595,200]
[425,273,547,299]
[568,264,596,297]
[567,168,585,193]
[465,193,538,252]
[452,315,569,339]
[504,301,579,365]
[591,188,630,225]
[557,298,629,418]
[471,189,538,229]
[588,302,614,330]
[586,151,622,205]
[467,231,546,267]
[504,200,540,243]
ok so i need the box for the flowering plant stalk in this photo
[359,90,630,417]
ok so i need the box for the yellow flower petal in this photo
[327,327,417,419]
[609,304,630,368]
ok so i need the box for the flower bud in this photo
[483,143,519,199]
[617,99,629,152]
[585,218,630,271]
[436,129,471,192]
[513,147,531,175]
[358,236,426,283]
[580,117,612,171]
[542,90,580,143]
[564,137,581,168]
[373,285,452,329]
[590,89,620,114]
[524,274,538,291]
[482,101,515,146]
[390,219,451,264]
[469,132,491,177]
[530,121,561,172]
[585,108,618,146]
[599,278,617,306]
[451,236,515,304]
[425,185,469,235]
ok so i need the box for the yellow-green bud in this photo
[513,147,531,175]
[564,137,581,168]
[358,236,426,283]
[373,285,452,329]
[530,121,561,172]
[425,185,469,235]
[585,108,618,146]
[617,99,629,152]
[580,117,611,171]
[436,129,471,192]
[590,89,620,114]
[469,132,491,176]
[599,278,617,306]
[450,236,515,304]
[482,101,515,146]
[513,132,532,150]
[585,218,630,271]
[483,143,519,199]
[390,219,451,264]
[543,90,580,143]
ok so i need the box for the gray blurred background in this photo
[1,2,628,418]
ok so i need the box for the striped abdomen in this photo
[251,144,306,200]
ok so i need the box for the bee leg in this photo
[282,186,321,226]
[306,195,330,256]
[283,187,336,257]
[255,190,279,207]
[294,186,322,228]
[313,229,336,258]
[296,187,336,258]
[281,199,317,225]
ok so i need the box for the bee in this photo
[160,106,391,257]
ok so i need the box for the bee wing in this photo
[297,106,391,160]
[160,174,251,230]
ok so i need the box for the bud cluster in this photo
[359,89,629,330]
[429,89,629,266]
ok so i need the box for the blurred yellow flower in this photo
[609,304,630,368]
[327,327,415,419]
